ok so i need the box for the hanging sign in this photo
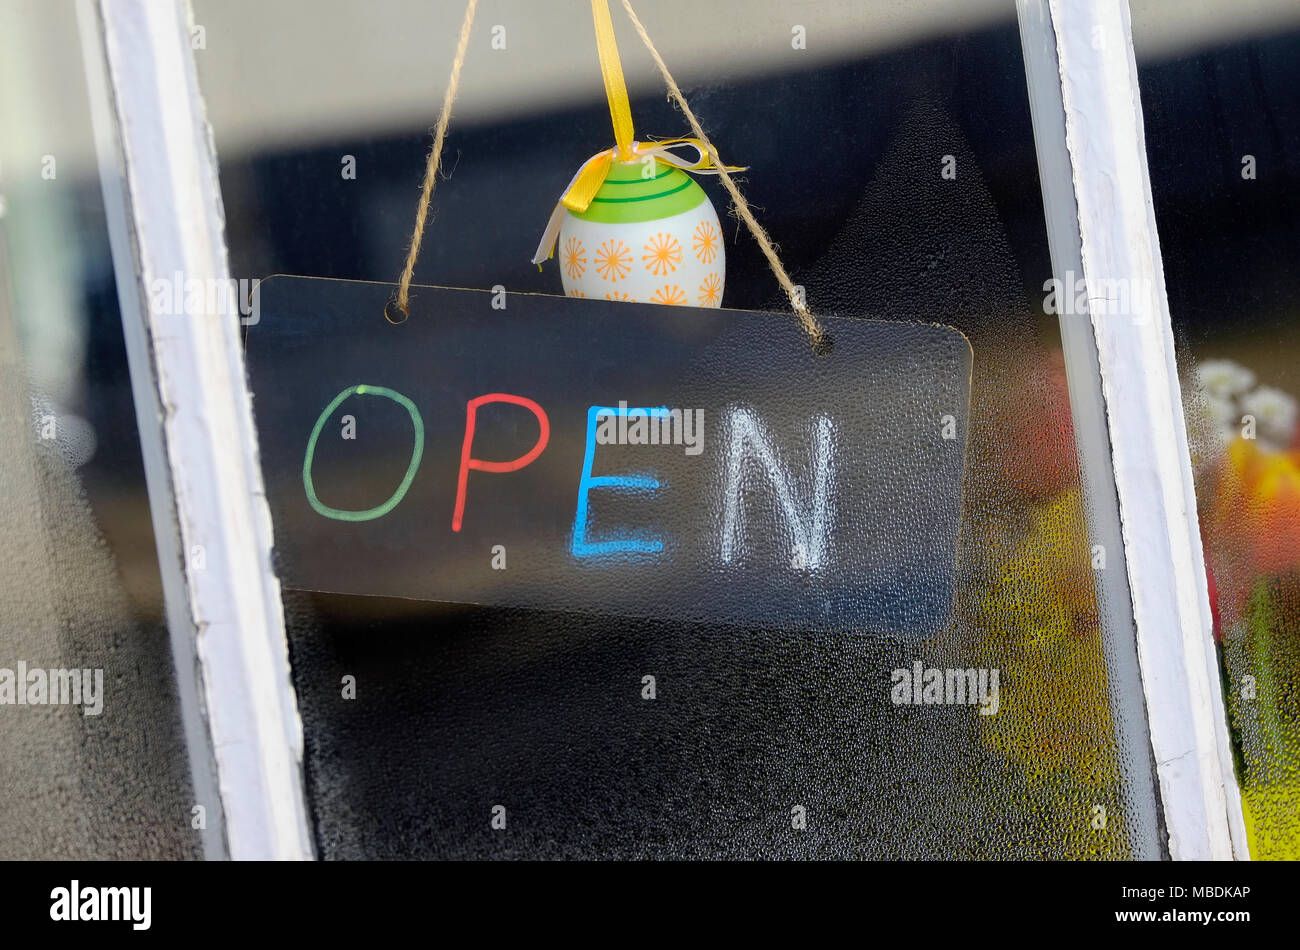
[245,276,971,636]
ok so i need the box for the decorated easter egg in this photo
[558,160,725,308]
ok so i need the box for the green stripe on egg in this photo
[573,160,707,224]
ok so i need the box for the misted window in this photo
[193,0,1163,858]
[0,0,200,859]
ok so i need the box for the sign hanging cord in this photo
[615,0,824,347]
[391,0,480,322]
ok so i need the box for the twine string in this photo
[617,0,824,347]
[392,0,480,321]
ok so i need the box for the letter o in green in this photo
[303,384,424,521]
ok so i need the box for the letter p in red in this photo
[452,393,550,532]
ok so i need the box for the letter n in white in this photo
[719,408,835,571]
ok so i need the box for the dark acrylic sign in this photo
[245,277,971,636]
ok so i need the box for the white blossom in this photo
[1194,359,1256,400]
[1241,385,1298,451]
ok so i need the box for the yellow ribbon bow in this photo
[532,0,745,266]
[532,138,743,265]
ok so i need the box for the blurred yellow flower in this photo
[1211,437,1300,578]
[974,489,1119,790]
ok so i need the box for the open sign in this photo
[247,277,971,636]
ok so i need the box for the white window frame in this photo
[77,0,1248,860]
[76,0,313,860]
[1018,0,1248,860]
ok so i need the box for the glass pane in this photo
[0,0,200,858]
[1132,0,1300,860]
[196,0,1162,858]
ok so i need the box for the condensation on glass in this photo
[0,0,200,859]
